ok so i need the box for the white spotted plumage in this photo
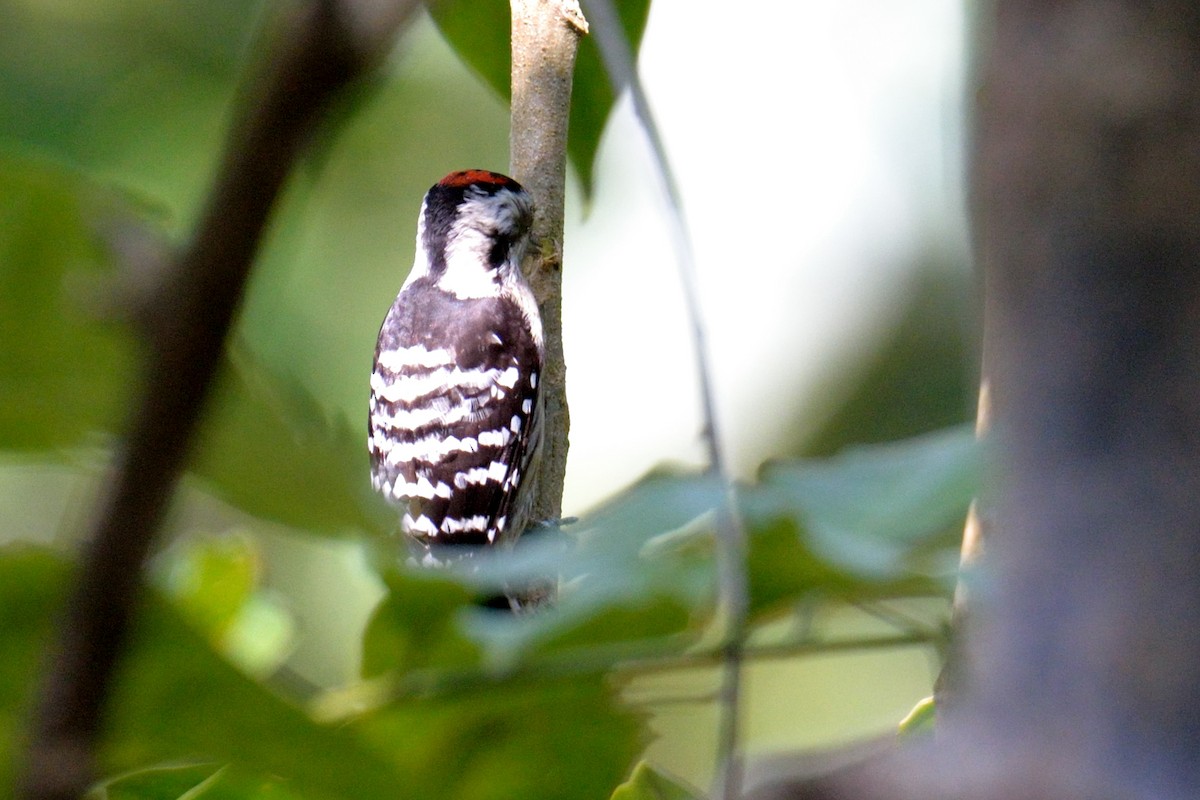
[369,170,544,557]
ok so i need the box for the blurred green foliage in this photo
[610,761,704,800]
[429,0,652,196]
[799,264,977,458]
[0,157,137,451]
[0,1,975,798]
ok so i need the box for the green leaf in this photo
[2,547,644,800]
[158,536,259,637]
[0,153,386,539]
[742,426,980,613]
[190,344,392,537]
[355,675,643,800]
[428,0,653,197]
[90,763,225,800]
[755,426,980,549]
[0,548,407,799]
[0,548,66,791]
[92,763,303,800]
[610,761,706,800]
[360,567,480,678]
[0,2,258,221]
[108,598,410,798]
[567,0,652,197]
[445,428,976,661]
[389,430,974,665]
[446,472,720,666]
[155,534,294,678]
[746,518,887,616]
[0,153,138,451]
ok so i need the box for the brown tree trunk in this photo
[751,3,1200,798]
[947,3,1200,796]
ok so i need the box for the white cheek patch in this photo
[439,225,500,299]
[433,189,538,304]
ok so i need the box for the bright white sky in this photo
[560,0,969,514]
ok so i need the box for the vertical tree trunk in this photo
[751,3,1200,798]
[947,3,1200,796]
[509,0,586,527]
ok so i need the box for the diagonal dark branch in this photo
[580,2,751,798]
[17,3,417,798]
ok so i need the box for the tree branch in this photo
[17,3,417,797]
[509,0,587,528]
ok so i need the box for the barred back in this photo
[369,283,543,548]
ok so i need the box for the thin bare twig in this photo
[578,2,751,797]
[17,3,417,797]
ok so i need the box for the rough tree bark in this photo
[749,3,1200,798]
[509,0,587,527]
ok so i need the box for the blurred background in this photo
[0,0,972,788]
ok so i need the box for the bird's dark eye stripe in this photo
[489,238,510,267]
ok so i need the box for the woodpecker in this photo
[369,170,544,564]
